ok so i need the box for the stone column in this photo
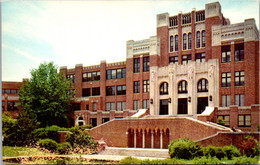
[142,131,145,148]
[160,130,163,149]
[134,130,137,148]
[151,131,154,148]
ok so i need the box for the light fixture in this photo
[188,97,191,102]
[209,95,213,101]
[150,99,153,104]
[168,98,171,103]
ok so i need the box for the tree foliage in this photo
[19,62,71,127]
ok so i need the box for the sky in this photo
[2,0,259,81]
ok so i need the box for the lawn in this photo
[3,146,55,157]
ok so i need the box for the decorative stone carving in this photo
[209,65,214,78]
[188,67,194,79]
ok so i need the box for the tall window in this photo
[188,33,192,49]
[197,79,208,92]
[117,85,126,95]
[182,55,191,64]
[93,103,97,112]
[201,30,206,47]
[178,80,188,93]
[117,102,126,111]
[7,101,19,111]
[133,100,140,110]
[221,45,231,63]
[143,80,150,93]
[195,53,206,62]
[235,43,244,61]
[235,71,245,86]
[106,86,115,96]
[183,33,187,50]
[221,95,231,107]
[143,99,150,109]
[134,58,140,73]
[217,115,230,126]
[160,82,168,95]
[169,56,178,64]
[92,87,100,96]
[170,36,174,52]
[106,102,115,111]
[67,74,75,83]
[175,35,178,51]
[143,57,150,72]
[196,31,200,48]
[235,94,245,106]
[221,72,231,87]
[134,81,140,93]
[82,88,91,97]
[238,115,251,127]
[106,68,126,79]
[82,71,100,82]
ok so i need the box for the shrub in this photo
[119,157,184,164]
[56,142,72,154]
[233,155,259,164]
[203,146,225,159]
[168,138,202,160]
[38,138,58,151]
[33,125,67,142]
[216,116,225,126]
[240,135,259,157]
[193,156,221,164]
[223,145,241,159]
[119,157,141,164]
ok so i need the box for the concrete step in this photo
[99,147,169,158]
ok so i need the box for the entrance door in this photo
[178,98,187,114]
[160,99,168,115]
[197,97,208,114]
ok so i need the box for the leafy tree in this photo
[217,116,225,126]
[19,62,71,127]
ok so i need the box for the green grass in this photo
[3,146,55,157]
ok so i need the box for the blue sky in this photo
[2,0,259,81]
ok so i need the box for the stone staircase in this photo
[99,147,169,158]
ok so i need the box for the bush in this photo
[216,116,225,126]
[168,138,202,160]
[193,156,221,164]
[119,157,141,164]
[233,155,259,164]
[56,142,72,154]
[223,145,241,159]
[240,135,259,157]
[203,146,226,159]
[38,138,58,151]
[33,125,67,142]
[119,157,184,164]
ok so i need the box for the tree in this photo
[19,62,71,127]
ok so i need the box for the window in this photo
[188,33,192,49]
[196,31,200,48]
[235,43,244,61]
[170,36,174,52]
[221,72,231,87]
[160,82,168,95]
[2,101,5,111]
[175,35,178,51]
[106,68,126,80]
[143,99,150,109]
[117,85,126,95]
[82,88,91,97]
[221,45,231,63]
[201,30,206,47]
[182,55,191,64]
[117,102,126,111]
[169,56,178,64]
[2,89,19,94]
[196,10,205,22]
[92,87,100,96]
[70,103,80,111]
[183,33,187,50]
[169,16,178,27]
[67,74,75,83]
[238,115,251,127]
[197,79,208,92]
[178,80,188,93]
[235,71,245,86]
[82,71,100,82]
[235,94,245,106]
[182,14,191,24]
[133,100,140,110]
[143,80,150,93]
[102,118,110,123]
[90,118,97,127]
[106,86,115,96]
[195,53,206,62]
[93,103,97,112]
[86,104,89,110]
[106,102,115,111]
[134,58,140,73]
[143,57,150,72]
[134,81,140,93]
[221,95,231,107]
[217,115,230,126]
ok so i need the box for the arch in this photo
[163,128,170,149]
[160,82,169,95]
[197,78,208,92]
[153,128,160,148]
[178,80,188,93]
[145,128,151,148]
[78,117,83,120]
[136,128,143,148]
[128,128,134,148]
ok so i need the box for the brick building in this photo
[2,2,259,148]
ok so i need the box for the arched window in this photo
[188,33,192,49]
[196,31,200,48]
[160,82,168,95]
[202,30,206,47]
[170,36,174,52]
[178,80,188,93]
[183,33,187,50]
[78,117,83,120]
[175,35,178,51]
[197,79,208,92]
